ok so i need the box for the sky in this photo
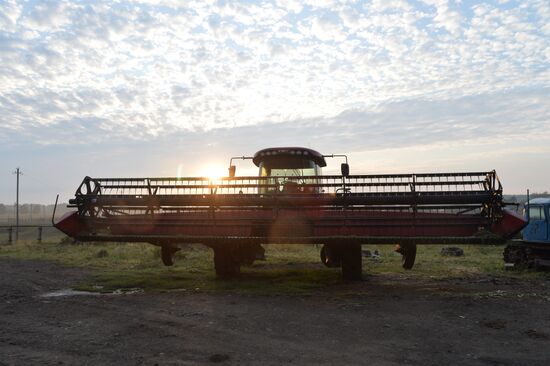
[0,0,549,204]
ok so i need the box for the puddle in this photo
[111,288,144,295]
[40,288,143,298]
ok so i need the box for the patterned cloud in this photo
[0,0,549,201]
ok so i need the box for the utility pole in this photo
[13,167,23,243]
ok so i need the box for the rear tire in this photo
[341,244,362,281]
[320,245,342,268]
[161,245,178,266]
[238,244,265,266]
[213,246,241,278]
[400,244,417,270]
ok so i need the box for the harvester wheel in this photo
[161,245,178,266]
[214,246,241,278]
[396,243,417,270]
[320,245,342,267]
[238,244,266,266]
[341,244,362,281]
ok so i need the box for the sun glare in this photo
[199,165,227,180]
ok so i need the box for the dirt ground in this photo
[1,258,549,366]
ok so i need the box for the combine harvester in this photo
[55,147,526,280]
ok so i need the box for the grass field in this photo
[1,239,544,294]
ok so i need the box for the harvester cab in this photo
[229,147,349,194]
[523,198,550,243]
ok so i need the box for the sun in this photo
[199,165,227,180]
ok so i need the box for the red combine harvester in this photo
[55,147,526,280]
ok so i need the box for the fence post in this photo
[8,227,13,244]
[38,227,43,243]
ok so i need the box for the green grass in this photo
[366,244,508,277]
[0,241,545,294]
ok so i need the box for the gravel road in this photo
[1,258,549,365]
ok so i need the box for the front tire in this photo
[213,246,241,278]
[341,244,362,281]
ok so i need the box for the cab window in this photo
[258,156,321,194]
[529,206,545,220]
[259,157,320,177]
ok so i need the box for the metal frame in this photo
[59,171,506,244]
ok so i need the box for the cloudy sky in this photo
[0,0,549,204]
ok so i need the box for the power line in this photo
[12,167,23,243]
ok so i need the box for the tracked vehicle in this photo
[504,198,550,268]
[55,147,526,280]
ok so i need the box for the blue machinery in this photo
[504,198,550,268]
